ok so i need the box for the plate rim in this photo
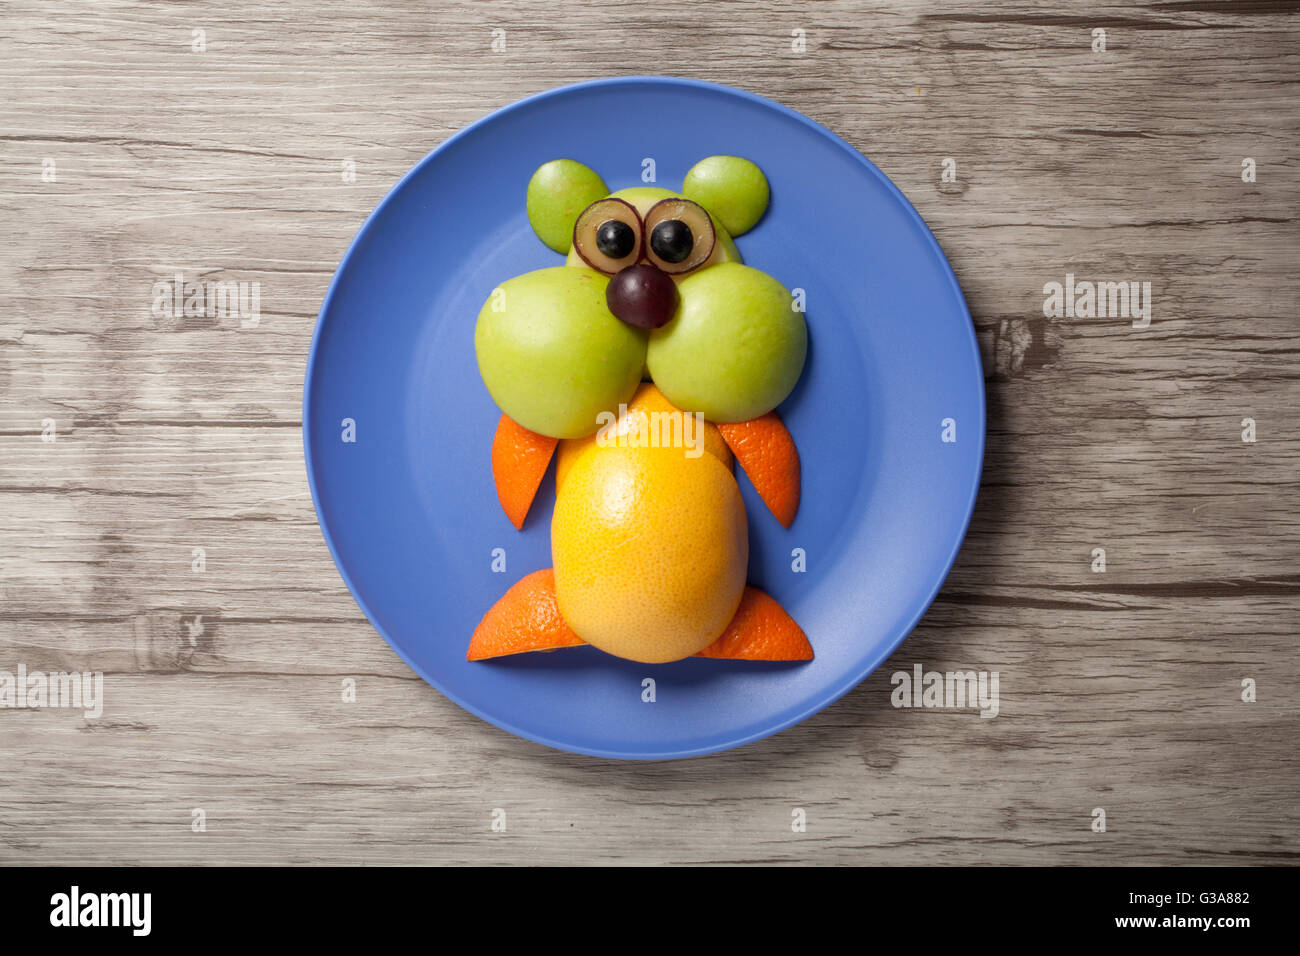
[302,75,986,760]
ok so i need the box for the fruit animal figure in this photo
[470,157,810,664]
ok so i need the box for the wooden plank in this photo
[0,0,1296,864]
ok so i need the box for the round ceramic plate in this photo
[304,76,984,759]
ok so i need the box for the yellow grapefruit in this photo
[555,382,732,491]
[552,445,748,663]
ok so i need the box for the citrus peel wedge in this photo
[491,414,558,530]
[467,569,585,661]
[695,587,812,661]
[716,412,800,528]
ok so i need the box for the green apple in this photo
[682,156,769,237]
[647,263,805,423]
[606,186,675,214]
[526,160,608,254]
[475,267,647,438]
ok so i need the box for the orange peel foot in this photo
[695,587,813,661]
[467,569,586,661]
[716,412,800,527]
[491,414,558,530]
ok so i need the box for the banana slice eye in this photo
[643,198,716,275]
[573,198,643,275]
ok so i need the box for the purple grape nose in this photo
[606,263,678,330]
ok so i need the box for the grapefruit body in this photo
[552,440,748,664]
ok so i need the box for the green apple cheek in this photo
[475,267,648,438]
[646,263,806,423]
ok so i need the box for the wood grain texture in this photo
[1,0,1297,865]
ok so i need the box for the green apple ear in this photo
[681,156,770,237]
[526,160,609,254]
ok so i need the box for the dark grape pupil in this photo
[650,220,693,263]
[596,220,635,260]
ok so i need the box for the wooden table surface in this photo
[1,0,1296,866]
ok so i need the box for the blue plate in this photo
[304,77,984,759]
